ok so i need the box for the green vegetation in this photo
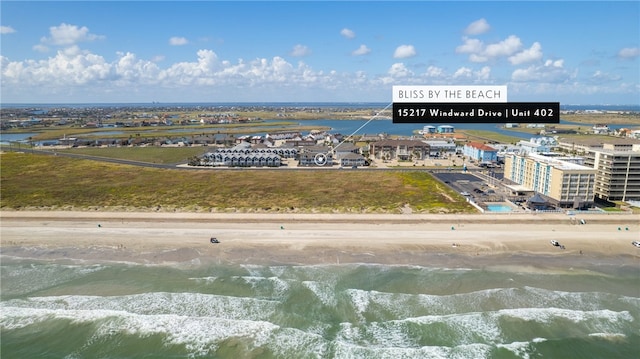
[458,129,522,144]
[55,146,209,164]
[0,152,475,214]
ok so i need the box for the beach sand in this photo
[1,211,638,269]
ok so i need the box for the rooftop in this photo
[527,153,594,171]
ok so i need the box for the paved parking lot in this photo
[433,171,505,203]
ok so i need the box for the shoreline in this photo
[1,210,639,269]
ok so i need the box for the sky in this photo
[1,1,639,105]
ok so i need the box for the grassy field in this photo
[561,113,640,125]
[0,152,475,214]
[54,146,210,164]
[457,130,522,144]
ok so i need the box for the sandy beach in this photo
[1,210,639,268]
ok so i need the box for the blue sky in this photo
[1,1,639,104]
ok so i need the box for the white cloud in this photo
[450,66,491,82]
[512,59,574,83]
[41,23,104,46]
[476,66,491,80]
[618,47,639,59]
[589,70,622,83]
[469,54,488,63]
[545,59,564,68]
[453,67,473,78]
[424,65,444,78]
[393,45,416,59]
[1,46,111,87]
[456,37,484,54]
[388,62,413,77]
[33,44,49,53]
[457,35,527,63]
[352,44,370,56]
[169,37,189,46]
[341,28,355,39]
[151,55,165,63]
[484,35,522,58]
[508,42,543,65]
[464,18,490,35]
[1,47,333,95]
[115,52,161,84]
[290,44,311,57]
[0,32,633,103]
[1,26,16,34]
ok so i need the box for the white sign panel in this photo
[393,85,508,103]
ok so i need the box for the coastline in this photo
[1,210,638,270]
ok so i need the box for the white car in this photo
[632,241,640,248]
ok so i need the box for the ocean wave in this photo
[2,297,635,358]
[0,262,106,296]
[1,306,279,357]
[3,262,638,358]
[2,292,280,321]
[343,286,638,320]
[332,307,633,350]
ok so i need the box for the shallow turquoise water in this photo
[1,257,639,358]
[486,205,513,213]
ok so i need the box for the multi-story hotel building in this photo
[504,153,596,209]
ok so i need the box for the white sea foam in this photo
[2,292,280,321]
[497,307,634,327]
[346,289,371,318]
[1,263,105,296]
[332,305,634,350]
[336,321,419,348]
[267,327,330,358]
[302,280,337,307]
[588,332,628,342]
[496,341,537,359]
[343,285,639,323]
[330,341,494,359]
[0,305,279,357]
[187,276,218,283]
[4,262,637,358]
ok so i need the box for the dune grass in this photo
[0,152,475,213]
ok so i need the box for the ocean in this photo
[1,255,638,359]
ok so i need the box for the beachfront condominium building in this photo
[504,153,596,209]
[556,140,640,203]
[582,144,640,202]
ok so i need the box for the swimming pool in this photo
[486,204,513,212]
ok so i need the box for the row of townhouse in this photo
[215,146,299,159]
[200,151,282,167]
